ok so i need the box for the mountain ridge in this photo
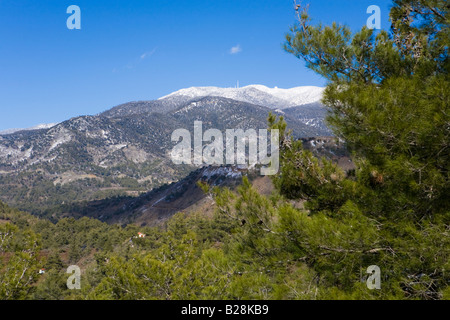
[0,123,59,135]
[0,84,331,219]
[158,84,324,109]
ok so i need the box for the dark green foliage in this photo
[0,221,41,299]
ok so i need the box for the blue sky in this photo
[0,0,392,130]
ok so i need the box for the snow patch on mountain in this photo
[246,85,324,106]
[49,131,72,151]
[201,166,243,179]
[159,85,323,109]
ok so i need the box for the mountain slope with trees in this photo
[0,95,326,217]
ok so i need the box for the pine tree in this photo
[267,0,450,298]
[0,223,42,299]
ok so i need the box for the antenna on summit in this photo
[236,80,239,88]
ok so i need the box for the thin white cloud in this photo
[140,48,156,60]
[229,44,242,55]
[113,48,157,73]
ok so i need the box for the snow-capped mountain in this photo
[155,84,328,132]
[101,84,329,133]
[158,84,324,110]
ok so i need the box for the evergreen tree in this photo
[0,223,41,299]
[261,0,449,298]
